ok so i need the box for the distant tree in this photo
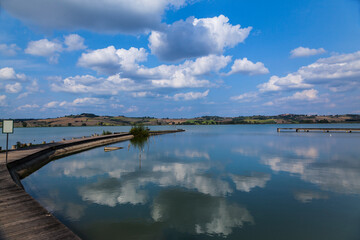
[80,113,99,118]
[22,121,27,127]
[68,123,72,126]
[317,119,329,123]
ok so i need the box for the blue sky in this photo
[0,0,360,118]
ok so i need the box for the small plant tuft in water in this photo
[130,125,150,138]
[16,141,29,149]
[102,130,112,135]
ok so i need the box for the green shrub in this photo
[130,125,149,138]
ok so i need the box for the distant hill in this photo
[1,113,360,128]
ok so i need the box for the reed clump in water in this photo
[102,130,112,135]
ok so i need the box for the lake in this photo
[18,125,360,239]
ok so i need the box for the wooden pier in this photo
[0,129,184,240]
[277,128,360,133]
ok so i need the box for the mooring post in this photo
[2,119,14,166]
[5,133,9,165]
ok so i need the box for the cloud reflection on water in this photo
[77,161,233,207]
[36,190,87,221]
[230,172,271,192]
[293,190,329,203]
[46,145,266,237]
[260,155,360,195]
[71,148,257,236]
[152,189,254,236]
[173,149,211,160]
[233,137,360,196]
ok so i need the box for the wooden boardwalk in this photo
[0,130,184,240]
[277,127,360,133]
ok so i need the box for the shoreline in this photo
[4,122,360,128]
[2,113,360,128]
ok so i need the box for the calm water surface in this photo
[21,125,360,239]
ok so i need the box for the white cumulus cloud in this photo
[64,34,87,51]
[146,55,231,88]
[264,89,320,107]
[78,46,147,75]
[231,92,258,101]
[70,97,104,106]
[17,104,39,110]
[44,101,59,108]
[0,67,26,81]
[227,58,269,75]
[132,91,161,98]
[0,43,20,56]
[43,97,105,109]
[173,89,209,101]
[66,54,231,93]
[290,47,326,58]
[25,39,63,63]
[25,35,87,63]
[258,74,312,92]
[286,89,318,101]
[51,74,142,95]
[259,51,360,93]
[297,51,360,81]
[5,82,22,93]
[149,15,252,61]
[0,67,16,80]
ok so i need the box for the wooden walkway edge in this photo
[0,129,184,240]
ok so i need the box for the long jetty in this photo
[0,129,184,240]
[277,128,360,133]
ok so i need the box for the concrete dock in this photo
[277,127,360,133]
[0,130,184,240]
